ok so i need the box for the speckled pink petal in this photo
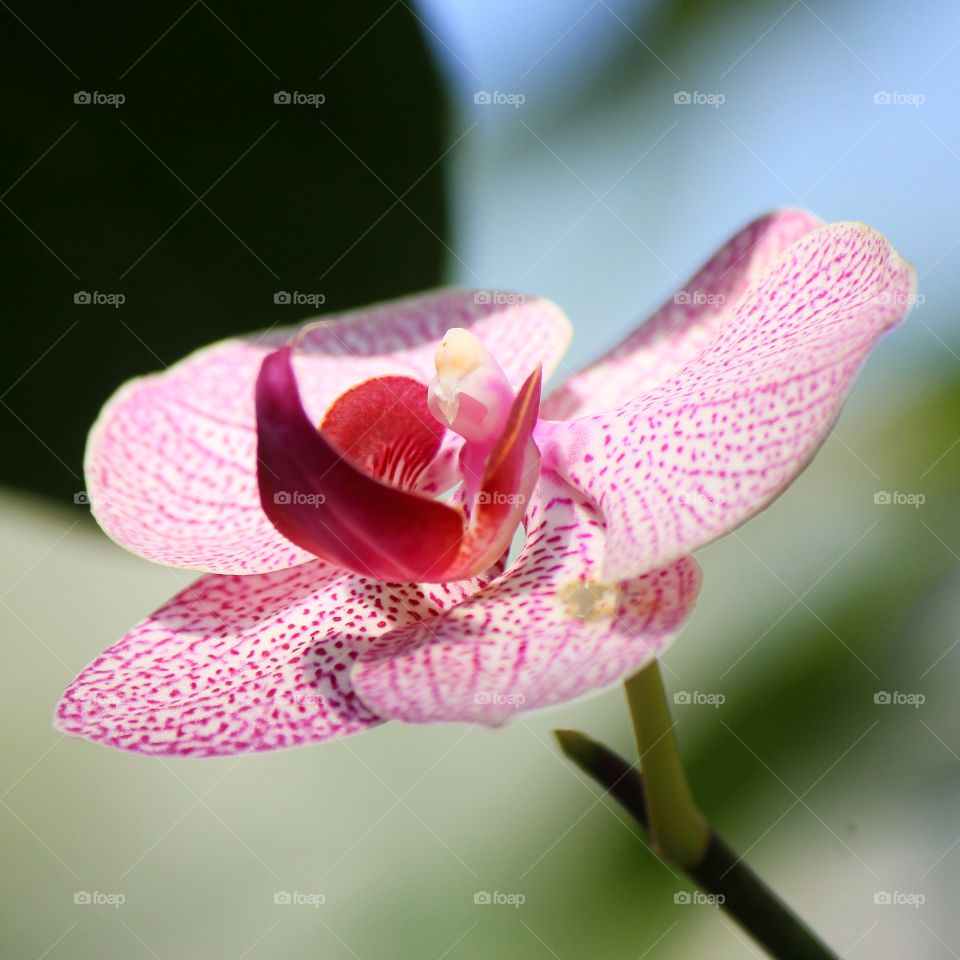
[54,561,492,756]
[541,222,917,582]
[351,475,700,726]
[542,209,822,420]
[85,290,572,575]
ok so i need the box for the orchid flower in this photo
[55,210,915,756]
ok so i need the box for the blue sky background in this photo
[419,0,960,385]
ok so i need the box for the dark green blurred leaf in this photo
[0,2,449,502]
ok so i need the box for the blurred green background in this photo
[3,1,959,957]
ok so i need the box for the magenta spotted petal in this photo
[84,291,572,576]
[541,221,917,582]
[54,562,491,756]
[543,208,822,420]
[55,477,698,754]
[353,475,700,726]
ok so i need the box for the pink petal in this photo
[351,475,701,726]
[54,561,489,756]
[542,209,822,420]
[541,221,917,582]
[451,365,543,578]
[85,290,572,574]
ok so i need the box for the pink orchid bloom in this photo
[55,211,915,756]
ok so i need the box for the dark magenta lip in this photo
[255,346,541,583]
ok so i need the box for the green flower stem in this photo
[623,660,709,867]
[554,728,840,960]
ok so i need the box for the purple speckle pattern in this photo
[542,208,822,420]
[352,474,700,726]
[542,221,917,582]
[55,561,489,756]
[84,290,572,575]
[56,475,699,752]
